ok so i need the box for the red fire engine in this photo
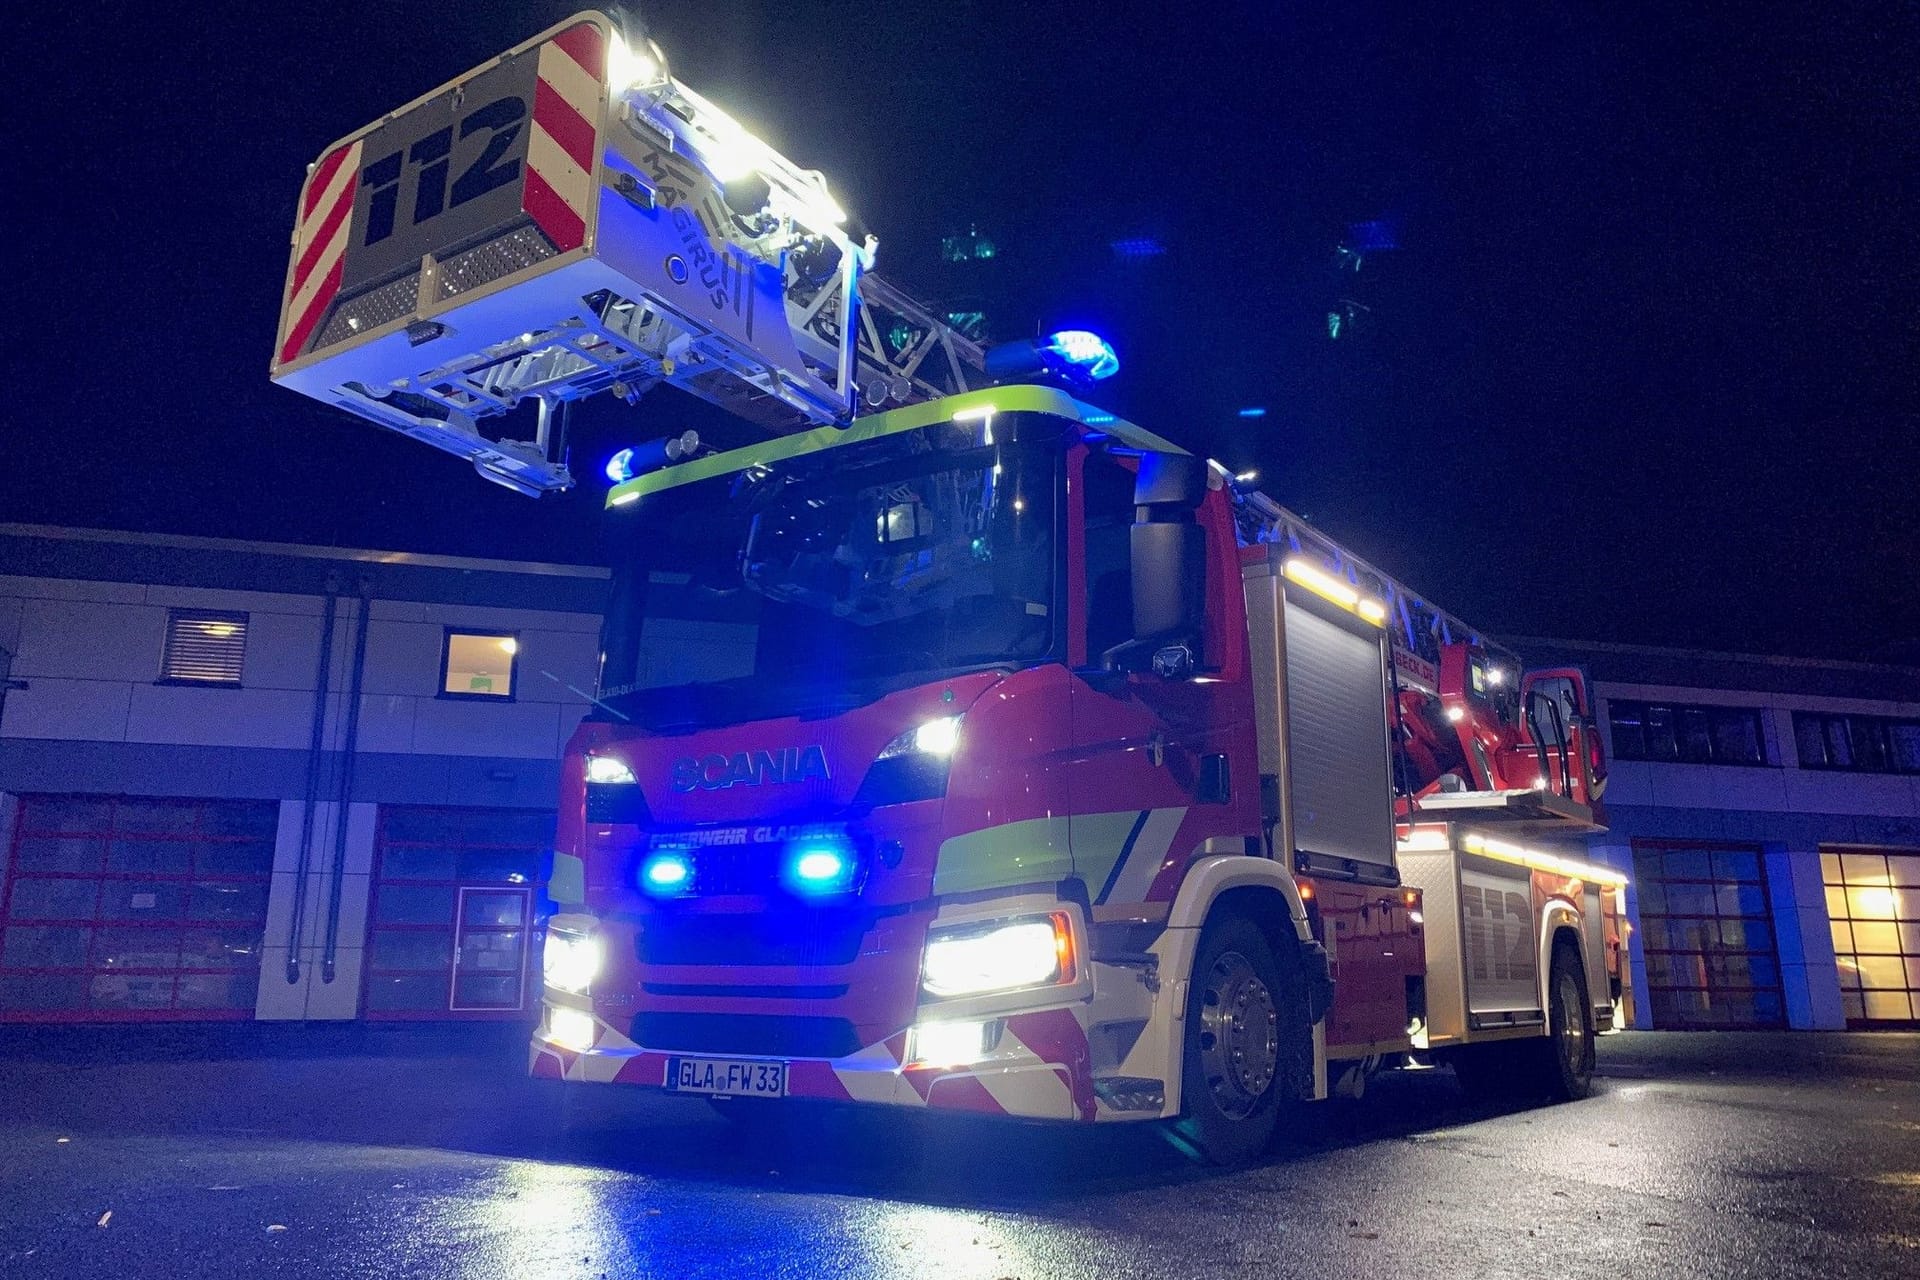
[271,11,1627,1164]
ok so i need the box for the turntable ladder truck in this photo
[269,10,1629,1164]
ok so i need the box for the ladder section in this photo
[1231,484,1513,693]
[270,13,982,495]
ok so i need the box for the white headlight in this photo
[586,755,637,785]
[922,914,1071,998]
[543,929,602,995]
[912,716,961,756]
[878,715,963,761]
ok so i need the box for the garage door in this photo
[1631,840,1784,1029]
[363,806,553,1020]
[0,795,275,1021]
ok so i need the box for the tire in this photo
[1533,938,1597,1100]
[1172,914,1311,1166]
[1448,940,1595,1103]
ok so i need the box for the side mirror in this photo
[1130,522,1206,652]
[1095,449,1210,675]
[1134,452,1206,508]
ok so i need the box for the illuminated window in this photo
[440,630,519,700]
[1824,848,1920,1026]
[160,610,248,685]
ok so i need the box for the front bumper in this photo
[528,1001,1099,1121]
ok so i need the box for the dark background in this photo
[7,1,1915,659]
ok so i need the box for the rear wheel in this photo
[1450,939,1595,1103]
[1173,915,1310,1166]
[1534,939,1596,1100]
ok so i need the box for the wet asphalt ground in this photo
[0,1026,1914,1279]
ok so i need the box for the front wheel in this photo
[1172,915,1310,1166]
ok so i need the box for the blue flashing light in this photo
[1111,237,1165,260]
[604,448,637,485]
[1084,412,1116,425]
[784,840,857,896]
[1043,330,1120,381]
[640,852,692,894]
[1237,407,1268,419]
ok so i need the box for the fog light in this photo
[548,1006,596,1052]
[908,1019,993,1069]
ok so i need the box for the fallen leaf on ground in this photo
[267,1225,288,1233]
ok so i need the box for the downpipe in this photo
[322,577,373,984]
[286,572,341,985]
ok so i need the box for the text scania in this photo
[670,746,831,792]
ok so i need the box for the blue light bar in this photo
[640,852,692,895]
[783,840,858,896]
[1043,331,1119,381]
[1237,407,1268,419]
[605,431,701,487]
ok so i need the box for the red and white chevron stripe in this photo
[523,22,606,254]
[277,138,362,366]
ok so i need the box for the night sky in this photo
[9,1,1915,661]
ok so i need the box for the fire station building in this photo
[2,524,1916,1033]
[0,524,606,1025]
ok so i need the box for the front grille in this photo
[633,1012,861,1059]
[585,784,649,825]
[639,912,868,968]
[681,846,783,895]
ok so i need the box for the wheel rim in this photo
[1554,969,1589,1082]
[1197,949,1280,1119]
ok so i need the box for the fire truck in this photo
[270,11,1628,1164]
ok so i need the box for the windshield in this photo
[597,417,1063,728]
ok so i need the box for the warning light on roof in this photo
[1237,407,1268,418]
[1042,331,1120,381]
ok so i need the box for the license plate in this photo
[666,1056,788,1098]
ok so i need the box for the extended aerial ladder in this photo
[270,9,1605,832]
[270,11,984,495]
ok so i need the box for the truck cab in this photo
[534,387,1286,1125]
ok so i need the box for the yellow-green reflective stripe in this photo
[604,384,1185,508]
[549,851,586,905]
[930,807,1190,899]
[931,816,1074,896]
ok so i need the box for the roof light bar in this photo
[1283,557,1387,627]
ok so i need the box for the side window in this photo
[441,630,519,699]
[1081,451,1135,661]
[160,610,248,685]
